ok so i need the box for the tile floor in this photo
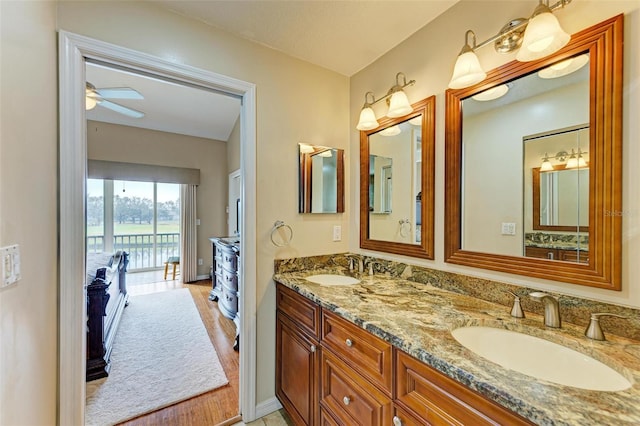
[233,410,293,426]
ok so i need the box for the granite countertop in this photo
[525,243,590,251]
[274,270,640,426]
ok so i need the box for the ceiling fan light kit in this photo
[85,82,145,118]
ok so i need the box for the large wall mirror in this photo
[299,143,345,213]
[445,15,622,290]
[360,96,435,259]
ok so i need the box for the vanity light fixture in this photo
[565,148,587,169]
[356,72,416,130]
[540,148,588,170]
[448,0,572,89]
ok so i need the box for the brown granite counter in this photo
[274,269,640,426]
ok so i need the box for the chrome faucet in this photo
[585,313,628,341]
[530,291,561,328]
[507,290,525,318]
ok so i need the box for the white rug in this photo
[85,288,229,426]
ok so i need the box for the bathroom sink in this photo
[451,326,631,392]
[305,274,360,286]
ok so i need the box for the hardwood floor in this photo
[115,280,241,426]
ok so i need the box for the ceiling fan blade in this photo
[96,87,144,100]
[98,100,145,118]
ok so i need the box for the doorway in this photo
[58,31,258,425]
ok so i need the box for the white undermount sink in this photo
[451,326,632,392]
[305,274,360,286]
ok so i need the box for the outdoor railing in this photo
[87,233,180,270]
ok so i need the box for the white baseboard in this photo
[196,274,210,281]
[254,397,283,420]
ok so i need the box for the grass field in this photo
[87,222,179,236]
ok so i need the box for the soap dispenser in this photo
[507,290,525,318]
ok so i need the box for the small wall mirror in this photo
[298,143,344,213]
[361,96,435,259]
[445,15,622,290]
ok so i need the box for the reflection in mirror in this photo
[298,143,344,213]
[369,118,420,243]
[361,96,435,259]
[369,155,393,213]
[525,126,590,264]
[445,15,623,289]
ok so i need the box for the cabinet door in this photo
[276,311,319,426]
[524,246,558,260]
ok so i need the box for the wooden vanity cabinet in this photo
[275,282,534,426]
[276,284,321,426]
[394,350,533,426]
[525,246,589,264]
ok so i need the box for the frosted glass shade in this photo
[540,159,554,172]
[86,95,97,110]
[379,125,401,136]
[472,84,509,101]
[356,106,379,131]
[387,90,412,118]
[448,50,486,89]
[516,10,570,62]
[538,54,589,79]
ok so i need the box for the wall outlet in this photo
[196,218,201,226]
[198,258,203,266]
[333,225,342,241]
[501,222,516,236]
[1,244,21,288]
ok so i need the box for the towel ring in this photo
[399,219,412,238]
[271,220,294,247]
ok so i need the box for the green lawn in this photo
[87,222,179,236]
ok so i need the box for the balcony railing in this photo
[87,233,180,270]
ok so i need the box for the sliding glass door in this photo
[87,179,180,270]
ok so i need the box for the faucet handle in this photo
[585,313,628,341]
[506,290,525,318]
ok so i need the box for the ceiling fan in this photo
[85,82,145,118]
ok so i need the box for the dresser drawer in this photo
[276,283,321,339]
[219,285,238,319]
[220,249,237,271]
[322,310,392,394]
[221,268,238,291]
[320,349,392,426]
[395,350,533,426]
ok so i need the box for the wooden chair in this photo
[164,256,180,280]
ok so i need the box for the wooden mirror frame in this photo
[444,15,623,290]
[360,95,435,259]
[298,145,345,213]
[532,165,590,233]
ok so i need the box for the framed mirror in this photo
[360,96,435,259]
[298,143,344,213]
[445,15,622,290]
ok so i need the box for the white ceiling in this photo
[86,1,459,140]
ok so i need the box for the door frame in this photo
[58,31,257,425]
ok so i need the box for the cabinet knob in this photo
[392,416,403,426]
[345,338,353,347]
[310,344,316,353]
[342,396,351,405]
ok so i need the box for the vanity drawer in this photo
[320,349,392,426]
[276,283,321,339]
[321,310,392,394]
[395,350,533,426]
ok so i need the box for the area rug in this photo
[85,288,229,426]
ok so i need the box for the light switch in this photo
[501,222,516,236]
[333,225,342,241]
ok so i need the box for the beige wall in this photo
[0,1,58,425]
[87,121,227,277]
[350,1,640,308]
[58,0,350,406]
